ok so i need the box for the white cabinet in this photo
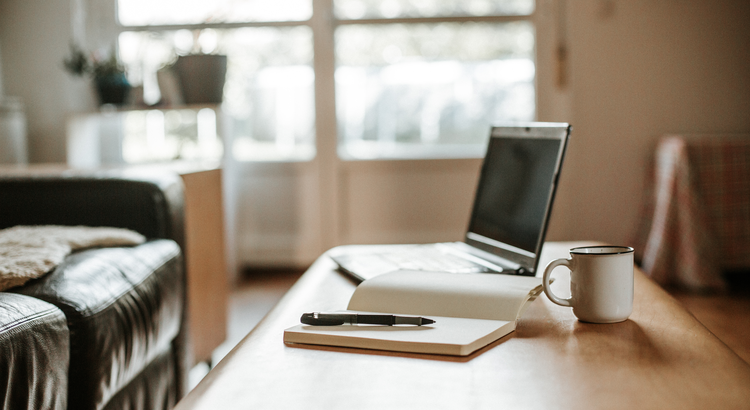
[66,105,225,167]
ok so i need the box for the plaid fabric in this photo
[633,135,750,290]
[691,137,750,269]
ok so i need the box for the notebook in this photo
[284,270,544,356]
[330,122,571,282]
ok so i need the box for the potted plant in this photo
[63,45,131,106]
[170,53,227,105]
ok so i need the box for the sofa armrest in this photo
[0,168,185,251]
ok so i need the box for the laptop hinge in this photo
[437,242,522,271]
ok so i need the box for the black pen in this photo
[301,312,435,326]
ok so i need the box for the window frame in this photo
[115,0,537,163]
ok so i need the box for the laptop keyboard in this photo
[372,245,496,274]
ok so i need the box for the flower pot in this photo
[172,54,227,104]
[95,73,131,106]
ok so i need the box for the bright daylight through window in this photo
[116,0,535,162]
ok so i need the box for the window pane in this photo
[118,0,312,26]
[119,26,315,162]
[334,0,534,19]
[335,22,535,159]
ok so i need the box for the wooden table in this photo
[176,242,750,410]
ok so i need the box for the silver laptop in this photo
[330,122,571,282]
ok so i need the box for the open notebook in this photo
[284,270,543,356]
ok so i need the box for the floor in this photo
[189,269,304,389]
[189,269,750,388]
[219,269,305,360]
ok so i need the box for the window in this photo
[118,0,311,25]
[116,0,535,162]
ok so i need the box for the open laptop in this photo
[330,122,571,282]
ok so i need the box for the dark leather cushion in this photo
[13,239,183,410]
[102,346,176,410]
[0,292,69,410]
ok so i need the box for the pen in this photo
[300,312,435,326]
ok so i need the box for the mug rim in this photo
[570,245,634,255]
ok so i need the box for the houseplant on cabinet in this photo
[63,45,132,106]
[169,53,227,105]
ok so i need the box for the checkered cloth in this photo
[633,135,750,290]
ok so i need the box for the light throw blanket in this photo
[0,225,146,291]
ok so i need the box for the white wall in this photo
[0,40,4,97]
[550,0,750,246]
[0,0,100,163]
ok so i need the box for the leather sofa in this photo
[0,169,190,410]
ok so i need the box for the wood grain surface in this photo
[177,242,750,410]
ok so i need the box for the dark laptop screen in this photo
[468,135,562,254]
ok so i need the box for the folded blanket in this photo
[0,225,146,291]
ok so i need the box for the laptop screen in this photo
[465,124,570,272]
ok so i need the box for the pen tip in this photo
[422,318,435,325]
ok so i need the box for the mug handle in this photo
[543,258,573,307]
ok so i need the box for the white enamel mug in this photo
[542,246,634,323]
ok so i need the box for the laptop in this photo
[330,122,571,282]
